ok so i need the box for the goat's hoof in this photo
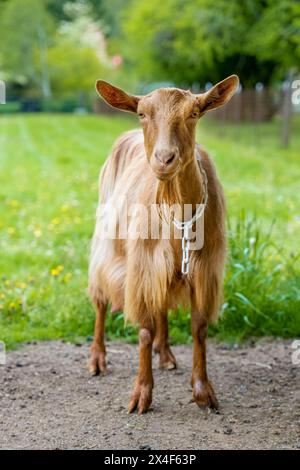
[161,360,177,370]
[128,382,153,415]
[159,349,177,370]
[88,350,107,376]
[192,380,219,410]
[155,345,177,370]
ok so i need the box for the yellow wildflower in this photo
[51,265,64,277]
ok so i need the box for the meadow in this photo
[0,113,299,348]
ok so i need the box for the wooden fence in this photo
[210,87,277,123]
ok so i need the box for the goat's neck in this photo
[176,155,204,209]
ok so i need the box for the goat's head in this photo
[96,76,239,181]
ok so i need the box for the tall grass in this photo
[168,215,300,343]
[216,215,300,340]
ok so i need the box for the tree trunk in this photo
[38,26,52,99]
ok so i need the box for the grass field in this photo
[0,113,299,348]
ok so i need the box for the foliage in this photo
[47,0,126,34]
[248,0,300,77]
[47,42,104,96]
[0,114,299,348]
[0,0,112,99]
[121,0,299,86]
[0,0,54,96]
[1,0,299,97]
[46,2,110,97]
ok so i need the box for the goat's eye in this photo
[138,113,145,119]
[190,111,199,118]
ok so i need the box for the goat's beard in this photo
[155,176,182,224]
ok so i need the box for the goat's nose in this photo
[155,149,178,166]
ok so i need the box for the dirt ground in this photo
[0,339,299,450]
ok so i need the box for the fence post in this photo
[281,79,292,148]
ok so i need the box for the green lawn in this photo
[0,113,299,348]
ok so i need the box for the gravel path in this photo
[0,339,299,450]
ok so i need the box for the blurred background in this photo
[1,0,300,139]
[0,0,299,347]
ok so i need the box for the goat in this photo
[88,75,239,414]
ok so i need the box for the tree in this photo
[121,0,297,88]
[47,43,105,96]
[47,1,108,96]
[248,0,300,79]
[47,0,129,37]
[0,0,55,97]
[246,0,300,145]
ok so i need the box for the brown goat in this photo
[88,75,239,414]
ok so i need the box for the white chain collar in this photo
[173,149,208,275]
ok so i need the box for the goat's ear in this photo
[199,75,239,113]
[95,80,139,113]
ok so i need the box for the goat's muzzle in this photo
[151,147,180,181]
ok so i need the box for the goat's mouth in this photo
[150,160,180,182]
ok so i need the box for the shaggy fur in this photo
[88,75,239,413]
[89,129,225,325]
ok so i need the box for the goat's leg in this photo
[191,300,218,409]
[154,311,177,370]
[128,326,154,414]
[88,299,108,376]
